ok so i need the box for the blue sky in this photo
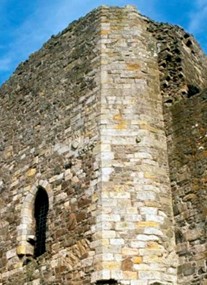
[0,0,207,86]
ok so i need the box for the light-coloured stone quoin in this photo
[0,5,207,285]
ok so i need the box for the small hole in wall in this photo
[23,256,33,266]
[175,229,185,243]
[178,72,184,78]
[164,98,173,105]
[173,47,181,54]
[166,54,172,62]
[186,39,193,48]
[64,162,72,169]
[165,75,171,81]
[162,81,169,88]
[160,61,167,68]
[96,279,118,285]
[175,57,182,63]
[181,90,188,95]
[184,33,190,39]
[186,85,200,98]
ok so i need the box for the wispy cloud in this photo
[187,0,207,53]
[188,0,207,33]
[196,0,207,8]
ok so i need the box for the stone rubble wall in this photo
[149,19,207,285]
[167,92,207,285]
[148,21,207,105]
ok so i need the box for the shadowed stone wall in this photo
[168,93,207,285]
[149,21,207,285]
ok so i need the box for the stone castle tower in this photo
[0,5,207,285]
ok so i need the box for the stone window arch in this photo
[16,180,53,263]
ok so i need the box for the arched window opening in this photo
[34,186,49,258]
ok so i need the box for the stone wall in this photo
[168,92,207,285]
[0,4,207,285]
[147,21,207,105]
[149,19,207,285]
[93,6,177,284]
[0,7,103,284]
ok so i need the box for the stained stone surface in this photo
[0,5,207,285]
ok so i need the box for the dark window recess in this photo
[34,186,49,258]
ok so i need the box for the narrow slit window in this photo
[34,186,49,258]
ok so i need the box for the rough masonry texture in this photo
[0,5,207,285]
